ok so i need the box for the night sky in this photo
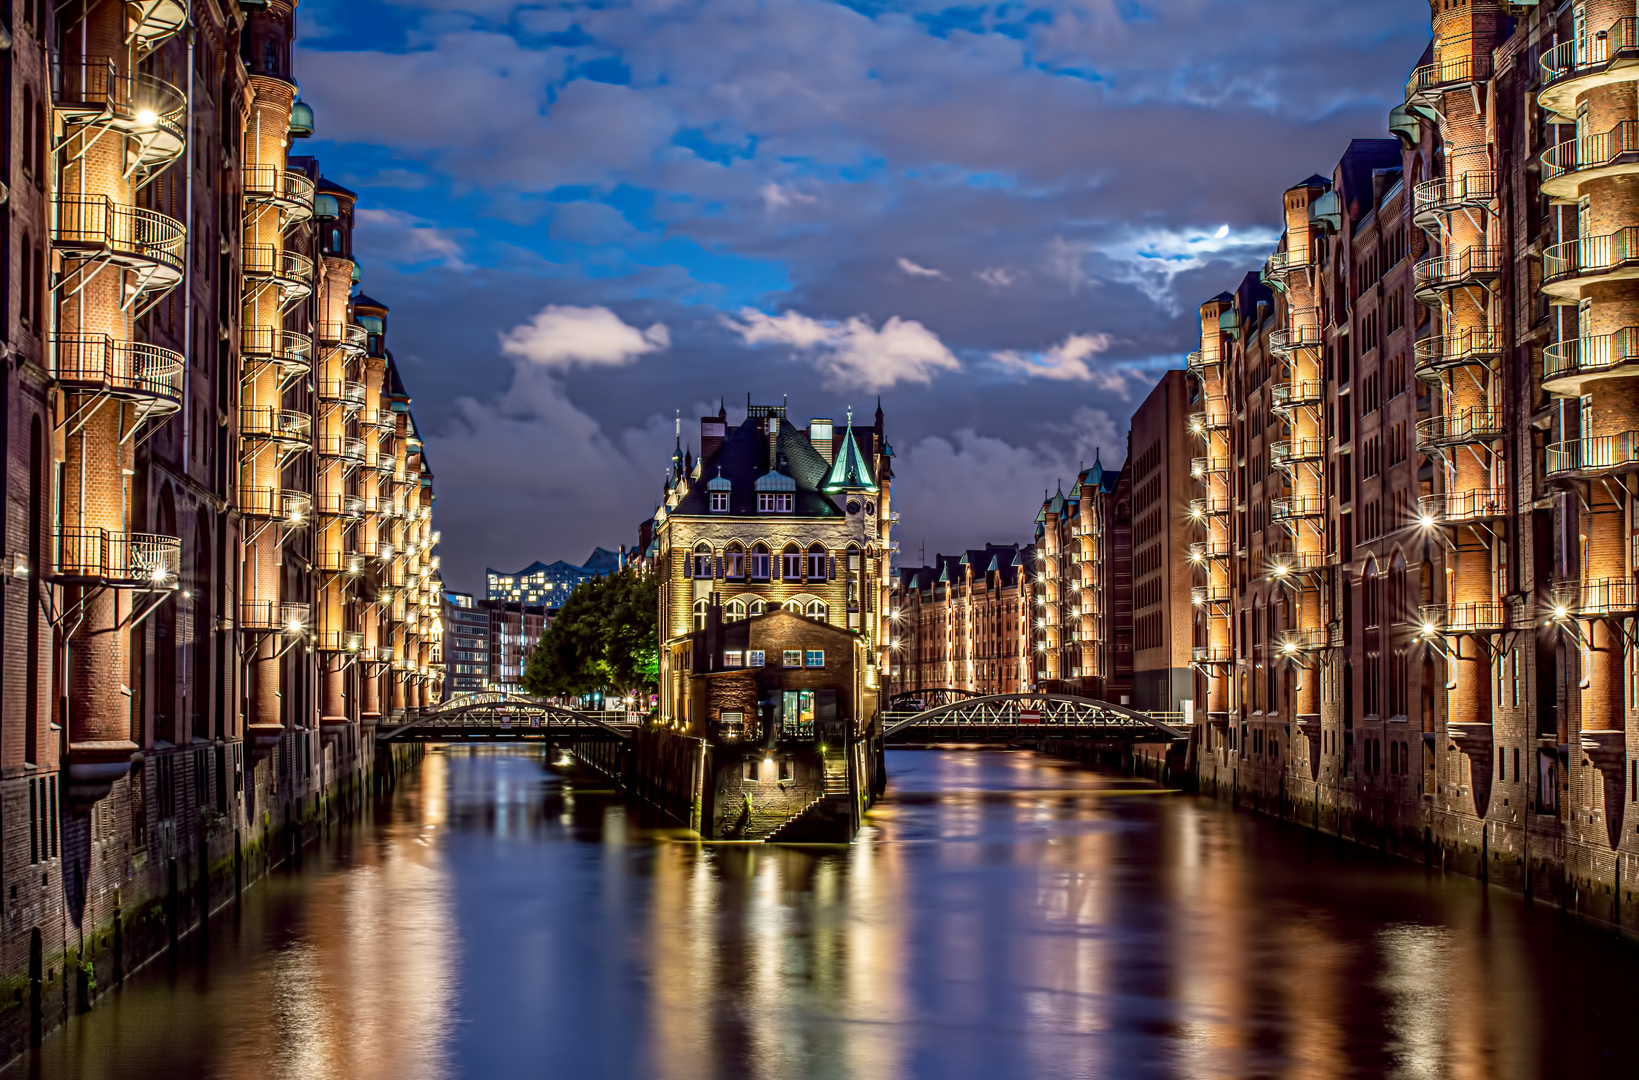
[294,0,1431,592]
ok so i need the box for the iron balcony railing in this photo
[1540,19,1639,109]
[1186,350,1206,374]
[239,486,311,522]
[1413,171,1497,221]
[1268,310,1322,355]
[242,325,312,370]
[239,406,312,445]
[54,58,186,168]
[315,492,366,519]
[1191,646,1232,666]
[242,244,315,290]
[317,378,367,407]
[1277,627,1325,653]
[1189,538,1232,561]
[1271,494,1327,521]
[1270,379,1323,412]
[316,630,366,654]
[1407,43,1491,100]
[242,164,316,218]
[317,434,367,463]
[1546,432,1639,477]
[1421,601,1504,634]
[1543,327,1639,383]
[52,335,183,408]
[313,548,366,575]
[1192,583,1231,605]
[1566,578,1639,616]
[1271,437,1325,469]
[1413,329,1504,378]
[1543,121,1639,189]
[1193,397,1231,433]
[241,599,310,633]
[1190,495,1232,517]
[1419,490,1506,523]
[53,528,179,586]
[52,194,184,275]
[1191,455,1230,478]
[1543,227,1639,290]
[317,321,370,352]
[130,0,189,58]
[1416,406,1504,450]
[1413,246,1504,295]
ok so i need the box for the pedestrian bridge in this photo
[881,691,1188,745]
[377,692,638,743]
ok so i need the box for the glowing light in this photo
[1418,513,1437,529]
[287,618,304,634]
[1271,564,1289,579]
[136,108,158,126]
[1552,604,1569,620]
[1420,621,1437,637]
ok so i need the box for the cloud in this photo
[975,266,1019,288]
[1046,237,1097,294]
[724,308,961,391]
[897,257,946,279]
[993,332,1117,383]
[1096,224,1282,312]
[354,207,470,271]
[499,305,671,371]
[761,182,818,212]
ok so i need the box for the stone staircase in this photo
[765,756,854,843]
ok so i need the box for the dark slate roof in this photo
[1337,139,1402,204]
[673,416,842,518]
[1288,173,1333,192]
[317,177,358,201]
[353,292,389,313]
[823,422,879,493]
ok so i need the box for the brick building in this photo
[0,0,441,1047]
[1187,0,1639,906]
[886,543,1033,698]
[1129,370,1195,712]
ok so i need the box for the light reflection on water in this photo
[16,748,1639,1079]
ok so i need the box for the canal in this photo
[11,747,1637,1079]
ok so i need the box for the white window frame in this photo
[783,649,803,668]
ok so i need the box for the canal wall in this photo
[0,732,423,1067]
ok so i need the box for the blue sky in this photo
[293,0,1431,589]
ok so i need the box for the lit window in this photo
[725,599,746,622]
[807,547,827,579]
[805,650,824,668]
[724,650,744,668]
[748,650,765,667]
[758,493,793,513]
[725,550,744,578]
[710,491,729,512]
[806,600,828,622]
[783,650,803,668]
[693,599,709,631]
[691,547,714,577]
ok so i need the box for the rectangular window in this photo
[749,552,769,579]
[808,551,826,579]
[710,492,729,512]
[783,649,803,668]
[805,650,824,668]
[781,551,801,579]
[724,650,743,668]
[748,650,765,668]
[691,553,713,577]
[725,551,744,578]
[758,493,793,513]
[744,759,758,781]
[779,758,793,781]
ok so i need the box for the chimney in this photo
[810,418,834,464]
[701,416,726,465]
[766,416,779,467]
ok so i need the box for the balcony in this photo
[1407,46,1492,106]
[1543,227,1639,299]
[1412,329,1503,380]
[1567,578,1639,617]
[317,378,367,409]
[314,548,366,575]
[1190,495,1232,519]
[318,321,370,353]
[1267,310,1322,358]
[1543,121,1639,200]
[1412,171,1496,227]
[1546,432,1639,478]
[55,60,187,176]
[1416,406,1504,452]
[243,164,317,222]
[1271,494,1326,522]
[1186,350,1207,375]
[316,492,366,520]
[1275,627,1325,654]
[1543,327,1639,392]
[315,630,367,654]
[240,486,312,523]
[1191,455,1230,479]
[241,599,310,634]
[1189,539,1232,562]
[1413,246,1503,301]
[1268,549,1328,576]
[1192,646,1232,666]
[130,0,189,57]
[243,244,315,300]
[1420,601,1504,635]
[52,195,184,289]
[52,335,183,414]
[1270,437,1324,470]
[1192,583,1231,606]
[242,325,313,373]
[1539,18,1639,118]
[1264,247,1313,285]
[1191,396,1231,435]
[1269,379,1323,414]
[318,434,367,464]
[239,406,312,447]
[1418,490,1506,524]
[53,529,179,587]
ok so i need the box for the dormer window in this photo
[758,492,793,513]
[707,471,732,512]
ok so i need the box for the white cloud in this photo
[993,332,1117,383]
[1097,223,1281,311]
[761,182,818,212]
[354,207,470,271]
[1046,236,1097,293]
[724,308,961,391]
[975,266,1019,288]
[499,305,670,371]
[897,257,946,279]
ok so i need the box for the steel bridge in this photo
[881,691,1187,745]
[377,692,638,743]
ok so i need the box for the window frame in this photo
[782,649,803,668]
[805,650,824,668]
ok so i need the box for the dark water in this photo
[13,748,1638,1079]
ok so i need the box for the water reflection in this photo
[16,748,1639,1079]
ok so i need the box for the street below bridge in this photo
[20,745,1639,1079]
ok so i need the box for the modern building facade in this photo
[485,547,625,608]
[0,0,440,1050]
[1129,370,1195,712]
[1186,0,1639,908]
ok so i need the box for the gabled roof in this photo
[672,415,842,518]
[822,417,879,494]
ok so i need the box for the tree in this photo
[522,568,659,702]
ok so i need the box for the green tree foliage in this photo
[522,568,659,700]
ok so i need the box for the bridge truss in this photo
[378,692,637,743]
[880,693,1187,744]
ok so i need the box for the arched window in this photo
[807,543,827,580]
[724,543,745,580]
[725,599,746,622]
[691,543,714,579]
[806,600,828,623]
[749,543,770,580]
[692,599,709,631]
[782,598,803,615]
[749,599,767,616]
[780,544,801,580]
